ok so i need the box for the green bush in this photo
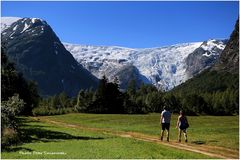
[1,94,25,129]
[1,94,24,148]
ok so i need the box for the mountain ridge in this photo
[1,16,228,91]
[1,17,98,97]
[170,19,239,95]
[212,19,239,74]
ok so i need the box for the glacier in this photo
[64,42,206,90]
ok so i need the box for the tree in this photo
[180,94,208,115]
[127,79,137,96]
[49,95,59,108]
[1,94,25,148]
[146,92,164,112]
[75,89,94,112]
[163,94,181,113]
[59,92,69,108]
[1,47,39,115]
[88,76,124,113]
[106,82,124,113]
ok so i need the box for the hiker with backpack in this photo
[160,106,171,142]
[176,110,189,142]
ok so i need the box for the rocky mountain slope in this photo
[212,19,239,74]
[1,17,98,97]
[185,39,227,77]
[170,19,239,95]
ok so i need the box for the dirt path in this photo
[32,117,239,159]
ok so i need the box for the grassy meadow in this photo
[42,113,239,149]
[2,113,239,159]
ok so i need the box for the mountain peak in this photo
[1,17,51,41]
[1,17,47,32]
[1,17,21,31]
[200,39,227,52]
[1,16,98,96]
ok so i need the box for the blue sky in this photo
[2,1,239,48]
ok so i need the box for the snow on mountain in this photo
[200,39,227,57]
[63,43,139,87]
[1,17,226,91]
[1,17,98,96]
[64,42,220,90]
[185,39,227,77]
[1,17,21,31]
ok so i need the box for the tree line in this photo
[169,69,239,115]
[33,74,239,116]
[33,76,165,115]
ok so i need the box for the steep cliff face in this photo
[212,19,239,74]
[1,17,98,97]
[186,39,227,77]
[171,19,239,95]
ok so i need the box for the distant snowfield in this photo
[64,42,204,90]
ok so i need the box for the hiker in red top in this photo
[176,110,189,142]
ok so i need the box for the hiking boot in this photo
[160,137,163,141]
[185,139,188,143]
[167,137,169,142]
[178,139,181,143]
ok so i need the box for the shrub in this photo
[1,94,25,129]
[1,94,24,148]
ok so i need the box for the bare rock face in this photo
[186,39,227,77]
[212,19,239,74]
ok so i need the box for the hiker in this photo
[160,106,171,142]
[176,110,189,142]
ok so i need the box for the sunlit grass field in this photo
[2,113,238,159]
[44,113,239,149]
[2,116,211,159]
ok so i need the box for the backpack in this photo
[179,116,189,129]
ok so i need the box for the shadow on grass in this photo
[3,147,34,152]
[20,127,105,143]
[191,140,206,145]
[3,117,107,153]
[17,117,105,143]
[2,117,106,152]
[16,117,50,128]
